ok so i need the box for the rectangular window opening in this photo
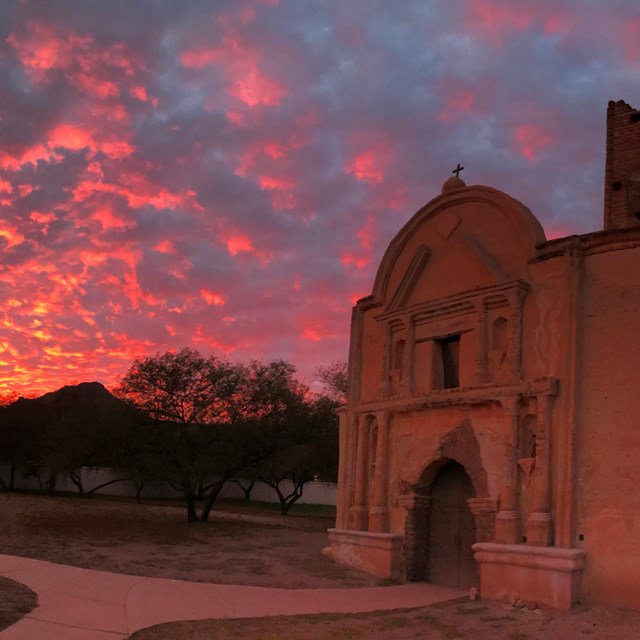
[437,335,460,389]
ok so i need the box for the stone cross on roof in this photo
[452,163,464,178]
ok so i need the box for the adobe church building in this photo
[326,100,640,610]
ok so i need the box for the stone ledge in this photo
[473,543,586,571]
[326,528,405,579]
[473,543,586,609]
[327,528,404,550]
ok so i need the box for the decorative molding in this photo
[376,279,530,324]
[353,377,559,414]
[371,186,545,302]
[535,226,640,262]
[387,244,431,313]
[468,497,498,514]
[397,493,431,509]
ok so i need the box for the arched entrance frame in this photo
[399,420,497,581]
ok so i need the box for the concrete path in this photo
[0,554,465,639]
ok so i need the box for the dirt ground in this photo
[2,492,640,639]
[0,492,380,589]
[0,576,37,631]
[128,601,640,640]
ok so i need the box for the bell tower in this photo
[604,100,640,230]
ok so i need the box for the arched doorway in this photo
[427,461,477,588]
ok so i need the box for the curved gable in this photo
[371,185,546,310]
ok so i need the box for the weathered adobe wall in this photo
[357,188,546,405]
[576,244,640,608]
[524,257,571,381]
[526,251,582,549]
[359,310,385,402]
[349,187,571,515]
[385,404,505,534]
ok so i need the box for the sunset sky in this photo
[0,0,639,397]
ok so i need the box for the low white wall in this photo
[219,478,337,505]
[0,465,337,506]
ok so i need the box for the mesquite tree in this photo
[114,348,308,522]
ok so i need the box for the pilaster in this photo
[474,301,488,384]
[468,497,498,543]
[527,392,554,546]
[369,412,391,532]
[495,396,521,544]
[349,414,369,530]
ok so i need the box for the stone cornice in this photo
[353,377,559,414]
[375,279,530,324]
[535,226,640,262]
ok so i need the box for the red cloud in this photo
[90,208,134,231]
[464,1,535,46]
[8,21,145,91]
[437,90,477,124]
[341,254,368,269]
[341,216,377,271]
[512,123,555,162]
[49,123,94,151]
[72,171,200,211]
[345,150,385,184]
[229,71,286,107]
[155,240,176,254]
[301,328,323,342]
[225,233,255,256]
[624,19,640,62]
[0,225,25,249]
[0,145,62,171]
[181,22,287,108]
[201,289,225,306]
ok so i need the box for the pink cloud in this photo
[345,150,385,184]
[225,233,256,256]
[48,123,94,151]
[464,1,535,46]
[201,289,225,306]
[181,25,287,108]
[623,19,640,63]
[437,90,477,124]
[512,123,555,162]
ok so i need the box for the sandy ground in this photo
[2,492,640,639]
[128,599,640,640]
[0,492,380,589]
[0,576,37,631]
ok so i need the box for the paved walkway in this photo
[0,554,464,639]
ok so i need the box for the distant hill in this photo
[3,381,148,439]
[0,382,152,493]
[32,381,126,410]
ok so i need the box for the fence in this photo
[0,465,337,506]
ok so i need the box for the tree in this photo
[256,395,339,514]
[229,469,258,501]
[196,359,308,522]
[0,390,44,490]
[315,361,348,404]
[114,348,307,522]
[113,348,246,427]
[0,383,145,497]
[0,401,41,490]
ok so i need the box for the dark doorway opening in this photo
[427,461,476,588]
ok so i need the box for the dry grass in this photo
[0,491,379,588]
[127,602,640,640]
[0,576,37,631]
